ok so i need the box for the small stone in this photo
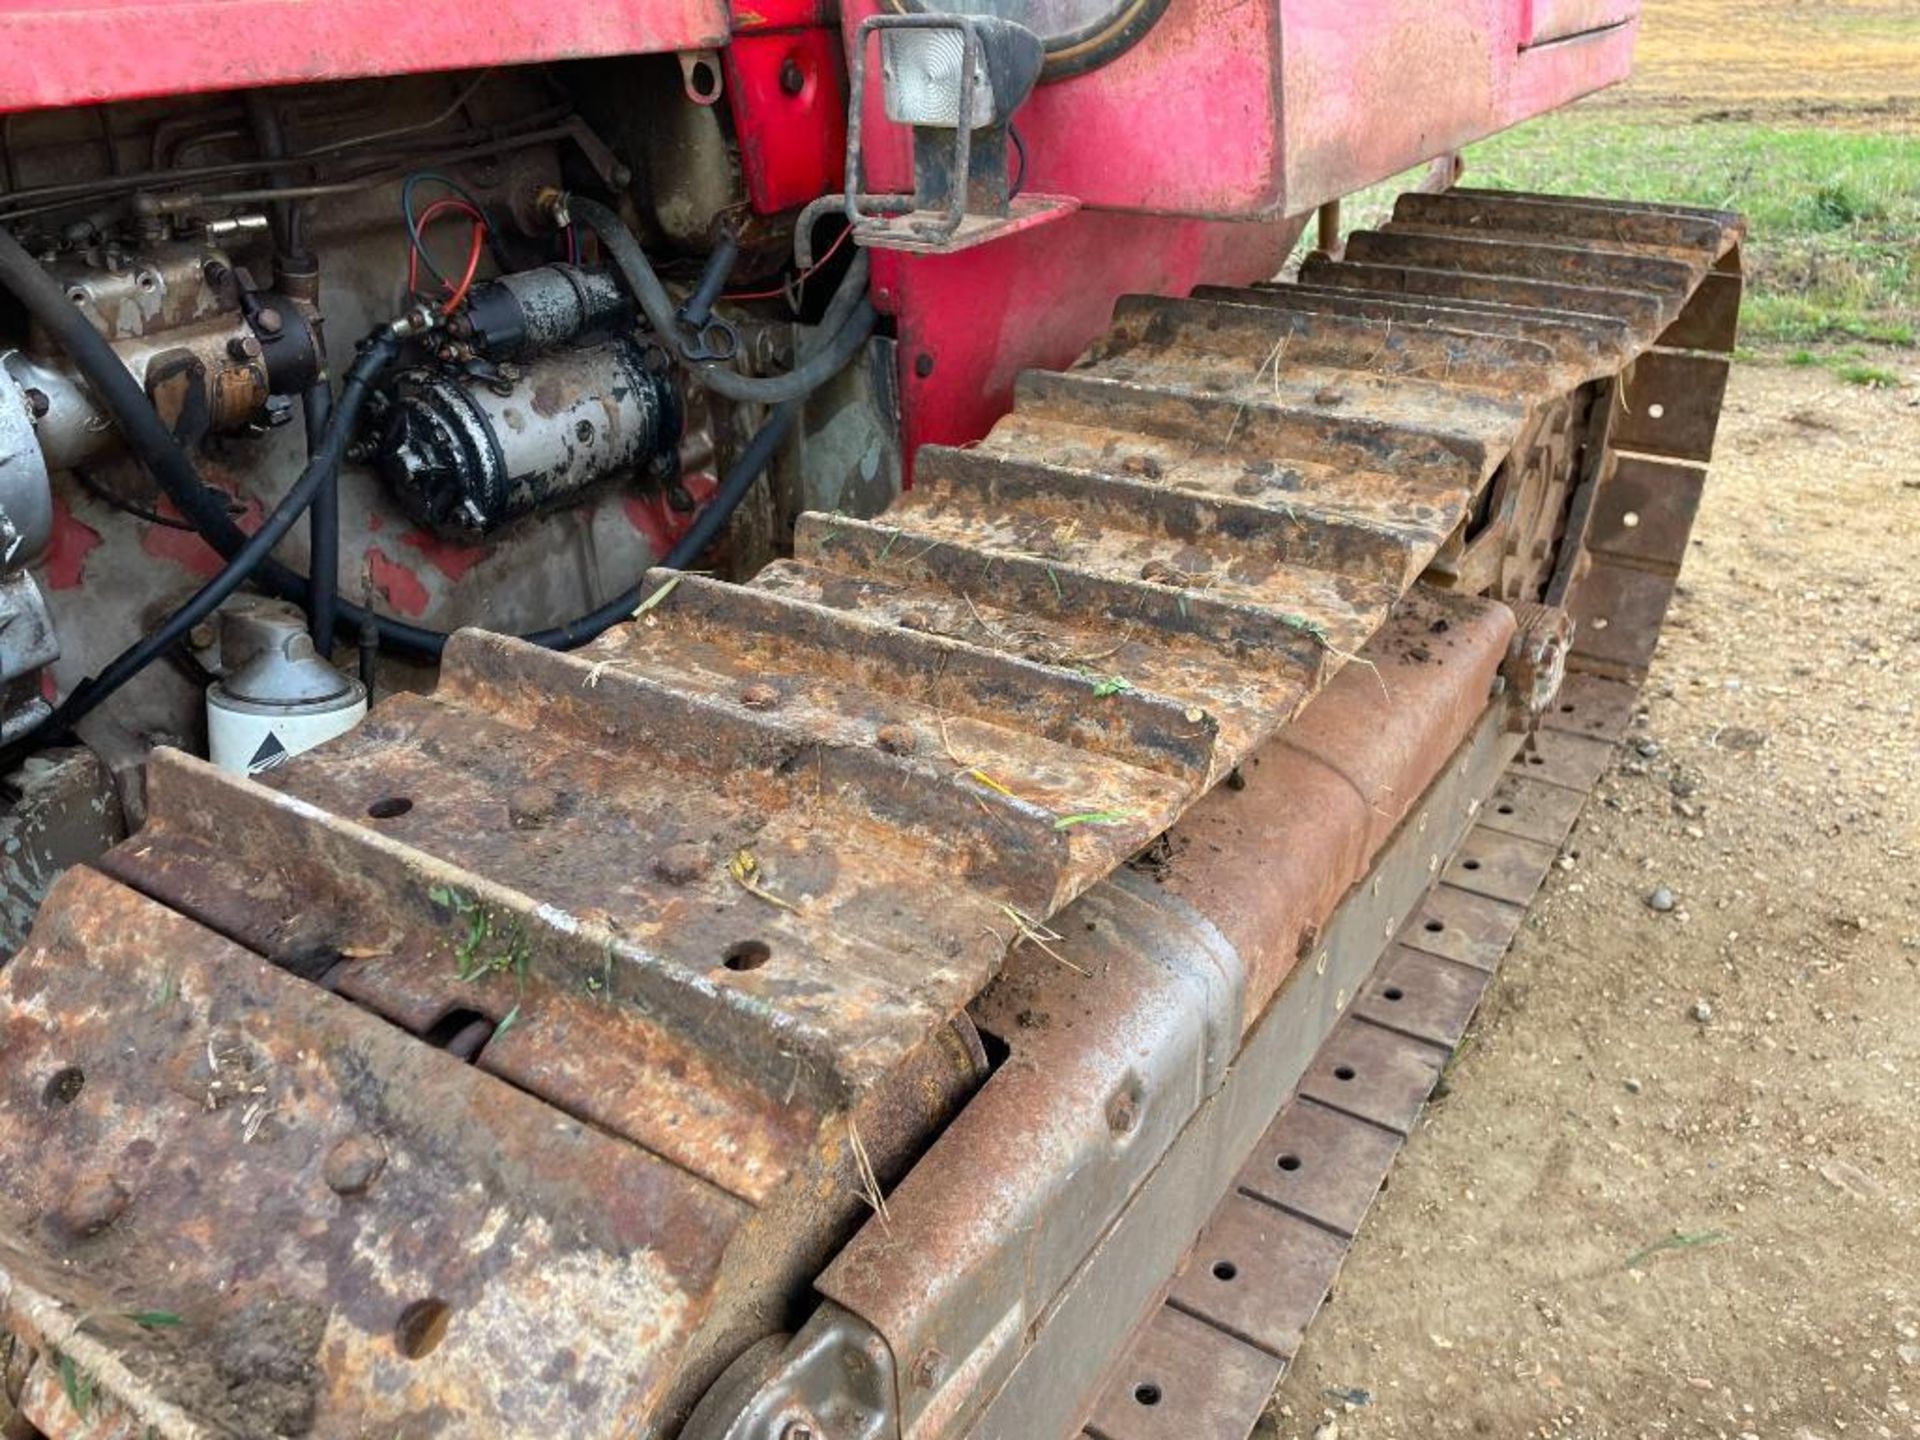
[1624,1077,1643,1094]
[654,842,708,886]
[1647,886,1676,913]
[1312,1423,1341,1440]
[1692,999,1713,1023]
[1715,725,1768,751]
[1634,738,1662,758]
[740,683,780,711]
[1121,453,1163,479]
[1312,387,1345,407]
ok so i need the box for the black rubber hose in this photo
[571,197,875,406]
[0,223,446,658]
[6,333,400,757]
[302,380,338,655]
[0,218,874,665]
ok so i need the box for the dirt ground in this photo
[1594,0,1920,129]
[1258,354,1920,1437]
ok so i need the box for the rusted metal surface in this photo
[1167,1194,1347,1358]
[1083,1307,1282,1440]
[1441,827,1560,907]
[1234,1099,1401,1239]
[0,866,745,1436]
[0,190,1741,1436]
[808,590,1508,1440]
[1295,1017,1447,1135]
[1087,544,1699,1440]
[1354,945,1494,1052]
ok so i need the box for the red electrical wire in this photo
[721,223,855,304]
[405,196,488,314]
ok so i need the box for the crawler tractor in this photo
[0,2,1739,1436]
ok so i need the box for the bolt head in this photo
[323,1134,386,1196]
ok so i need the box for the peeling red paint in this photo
[366,546,431,618]
[137,490,264,580]
[400,530,490,584]
[621,474,719,558]
[140,523,224,580]
[40,497,101,591]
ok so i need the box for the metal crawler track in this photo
[0,190,1742,1437]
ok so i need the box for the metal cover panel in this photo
[1398,884,1527,972]
[0,1,730,114]
[1443,826,1560,906]
[1295,1017,1447,1134]
[1166,1193,1348,1359]
[1084,1306,1284,1440]
[1354,945,1494,1051]
[1235,1100,1401,1238]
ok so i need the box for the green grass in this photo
[1338,116,1918,368]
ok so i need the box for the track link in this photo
[0,189,1742,1437]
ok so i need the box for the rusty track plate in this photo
[0,189,1743,1435]
[1084,1307,1282,1440]
[1354,945,1494,1050]
[1235,1100,1402,1238]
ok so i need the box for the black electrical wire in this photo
[401,171,510,284]
[0,221,446,659]
[70,466,200,532]
[302,380,339,655]
[1010,121,1028,202]
[1,332,400,760]
[0,198,877,681]
[570,196,876,406]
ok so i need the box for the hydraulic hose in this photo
[302,379,338,655]
[0,223,446,658]
[0,205,875,680]
[4,332,400,758]
[570,196,875,406]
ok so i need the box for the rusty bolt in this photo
[21,387,49,421]
[875,723,917,756]
[1232,471,1264,496]
[909,1346,946,1390]
[255,307,283,336]
[1312,386,1344,407]
[741,683,780,711]
[323,1134,386,1196]
[1121,454,1162,479]
[1106,1090,1140,1137]
[779,1426,814,1440]
[58,1172,129,1237]
[780,58,807,95]
[654,842,708,886]
[507,783,560,831]
[227,332,262,362]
